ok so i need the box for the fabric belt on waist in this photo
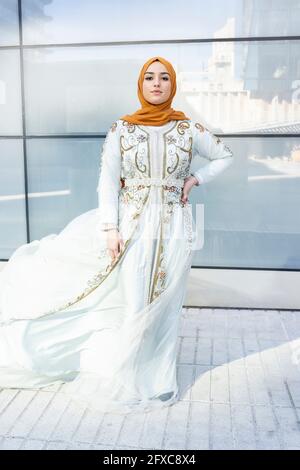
[123,177,185,188]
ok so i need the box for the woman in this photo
[0,56,233,414]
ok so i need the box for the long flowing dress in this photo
[0,119,233,414]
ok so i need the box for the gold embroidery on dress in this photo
[134,149,147,173]
[177,138,193,154]
[211,133,232,154]
[167,154,179,174]
[120,124,150,180]
[149,121,192,303]
[195,122,233,159]
[122,120,136,133]
[110,121,118,133]
[177,120,190,135]
[127,119,195,304]
[120,135,135,157]
[119,185,149,211]
[165,122,193,178]
[119,125,151,210]
[195,122,206,133]
[166,135,177,145]
[149,219,166,303]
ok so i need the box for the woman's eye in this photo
[145,76,169,81]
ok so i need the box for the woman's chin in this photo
[147,96,167,105]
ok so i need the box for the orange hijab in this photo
[120,56,189,126]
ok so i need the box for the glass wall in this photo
[0,139,27,258]
[0,0,19,46]
[26,138,101,239]
[0,49,22,135]
[0,0,300,270]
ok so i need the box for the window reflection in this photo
[0,139,27,257]
[190,137,300,269]
[0,0,19,46]
[21,0,300,45]
[1,0,300,268]
[24,40,300,135]
[26,138,101,239]
[0,50,22,135]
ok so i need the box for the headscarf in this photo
[120,56,189,126]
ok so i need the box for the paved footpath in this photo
[1,307,300,450]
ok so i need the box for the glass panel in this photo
[22,0,300,45]
[0,49,22,135]
[24,40,300,135]
[3,135,299,268]
[0,0,19,46]
[190,136,300,269]
[0,139,27,259]
[26,138,101,240]
[182,40,300,134]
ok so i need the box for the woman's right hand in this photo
[106,229,124,262]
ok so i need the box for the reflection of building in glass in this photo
[0,0,18,44]
[181,18,247,132]
[0,0,53,40]
[0,0,16,28]
[242,0,300,105]
[22,0,53,42]
[180,7,300,134]
[243,0,300,39]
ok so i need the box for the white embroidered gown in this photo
[0,119,233,414]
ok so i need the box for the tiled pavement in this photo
[1,308,300,450]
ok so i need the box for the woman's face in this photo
[142,61,172,105]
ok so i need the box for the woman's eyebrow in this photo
[144,72,170,75]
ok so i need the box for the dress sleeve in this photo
[191,122,234,185]
[96,121,121,231]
